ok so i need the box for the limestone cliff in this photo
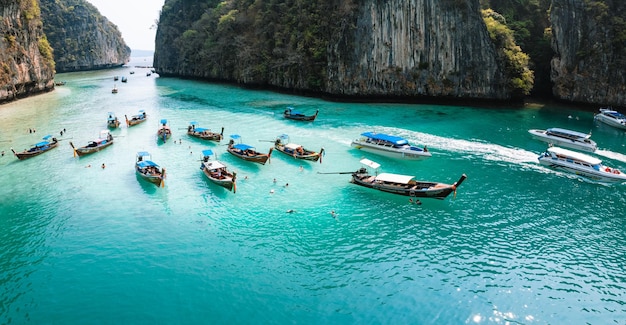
[40,0,130,73]
[0,0,55,104]
[551,0,626,105]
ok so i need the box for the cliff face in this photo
[551,0,626,105]
[40,0,130,73]
[0,0,55,104]
[154,0,512,101]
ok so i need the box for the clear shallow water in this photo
[0,58,625,324]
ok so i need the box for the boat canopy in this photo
[286,107,303,115]
[137,151,151,157]
[160,119,167,125]
[189,121,198,126]
[205,161,226,169]
[546,128,590,139]
[285,143,302,150]
[43,135,52,140]
[360,158,380,169]
[230,134,241,139]
[194,127,208,132]
[233,144,254,151]
[361,132,409,146]
[278,134,289,140]
[35,141,49,147]
[375,173,414,184]
[202,149,214,157]
[547,147,602,165]
[137,161,159,168]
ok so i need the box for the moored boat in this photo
[594,107,626,130]
[70,130,114,157]
[200,149,237,192]
[187,121,224,141]
[107,112,120,128]
[321,159,466,199]
[227,134,272,165]
[121,76,128,83]
[274,134,324,162]
[528,127,597,152]
[125,110,147,127]
[283,107,318,121]
[112,84,118,93]
[157,119,172,142]
[11,135,59,160]
[135,152,165,187]
[538,146,626,183]
[351,132,431,160]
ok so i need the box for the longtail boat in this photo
[11,135,59,160]
[125,110,147,127]
[227,134,272,165]
[157,119,172,142]
[274,134,324,163]
[200,149,236,192]
[107,112,120,128]
[135,152,165,187]
[187,121,223,141]
[320,159,466,200]
[283,107,318,121]
[70,130,113,157]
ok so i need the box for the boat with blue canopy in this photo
[283,107,319,121]
[135,152,165,187]
[70,130,114,157]
[107,112,120,128]
[351,132,431,160]
[187,121,224,141]
[11,135,59,160]
[200,149,237,192]
[157,119,172,142]
[125,110,147,127]
[227,134,272,165]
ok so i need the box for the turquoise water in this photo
[1,58,625,324]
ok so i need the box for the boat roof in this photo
[233,143,254,150]
[359,158,380,169]
[278,134,289,139]
[160,119,167,124]
[202,149,214,156]
[547,147,602,165]
[546,128,590,139]
[230,134,241,139]
[285,143,302,150]
[286,107,303,115]
[137,160,159,168]
[189,121,198,125]
[43,135,52,140]
[194,127,208,132]
[361,132,409,145]
[375,173,414,184]
[137,151,151,157]
[204,160,226,169]
[35,141,49,147]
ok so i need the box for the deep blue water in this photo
[0,57,625,324]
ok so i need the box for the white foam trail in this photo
[595,149,626,164]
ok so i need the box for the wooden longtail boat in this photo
[70,130,113,157]
[125,110,147,127]
[187,122,223,141]
[283,107,319,121]
[135,152,165,187]
[11,135,59,160]
[273,134,324,163]
[157,119,172,142]
[321,159,466,200]
[227,134,272,165]
[200,149,236,192]
[107,112,120,129]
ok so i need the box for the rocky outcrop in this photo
[0,0,55,104]
[551,0,626,105]
[40,0,130,73]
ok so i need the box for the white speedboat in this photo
[351,132,431,160]
[538,147,626,183]
[595,107,626,130]
[528,127,597,152]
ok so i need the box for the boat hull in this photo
[72,141,113,156]
[135,170,163,185]
[201,166,235,191]
[538,156,626,183]
[351,173,466,199]
[351,140,431,160]
[528,129,597,152]
[12,141,59,160]
[227,148,271,165]
[274,145,322,162]
[284,109,318,121]
[188,131,223,142]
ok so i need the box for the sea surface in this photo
[1,57,625,324]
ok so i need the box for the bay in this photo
[0,57,624,324]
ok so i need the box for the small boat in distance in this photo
[351,132,431,160]
[113,76,119,81]
[112,84,118,94]
[187,122,224,142]
[157,119,172,142]
[528,127,597,152]
[321,159,466,199]
[11,135,59,160]
[121,76,128,83]
[538,146,626,183]
[274,134,324,163]
[594,107,626,130]
[227,134,272,165]
[135,152,165,187]
[283,107,319,121]
[125,110,147,127]
[107,112,120,129]
[200,149,237,192]
[70,130,114,157]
